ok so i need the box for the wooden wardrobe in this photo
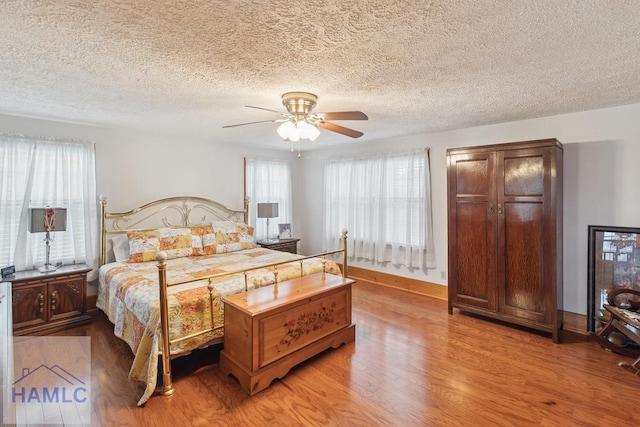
[447,139,563,342]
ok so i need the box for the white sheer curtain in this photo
[0,134,98,278]
[324,148,436,269]
[245,157,292,240]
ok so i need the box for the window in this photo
[0,134,98,273]
[601,231,635,262]
[324,149,435,269]
[244,158,292,240]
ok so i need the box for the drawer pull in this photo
[38,293,44,314]
[50,290,58,312]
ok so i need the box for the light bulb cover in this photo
[297,121,320,141]
[277,119,319,142]
[277,121,296,140]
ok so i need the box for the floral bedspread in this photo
[96,248,341,406]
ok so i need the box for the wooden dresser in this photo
[220,273,355,395]
[2,264,92,335]
[447,139,563,342]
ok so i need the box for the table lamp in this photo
[29,207,67,272]
[257,202,279,242]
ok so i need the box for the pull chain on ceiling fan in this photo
[223,92,368,149]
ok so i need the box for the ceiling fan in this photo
[222,92,368,141]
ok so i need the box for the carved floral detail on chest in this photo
[279,302,337,348]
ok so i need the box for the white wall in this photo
[299,102,640,315]
[95,128,246,212]
[3,102,640,315]
[0,114,286,211]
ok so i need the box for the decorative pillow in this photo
[127,230,160,263]
[210,220,236,231]
[111,234,130,263]
[201,222,258,255]
[127,227,203,262]
[211,221,256,243]
[188,226,210,255]
[236,223,256,244]
[157,227,202,258]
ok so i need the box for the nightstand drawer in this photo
[257,238,300,254]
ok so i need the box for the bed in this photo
[96,196,348,405]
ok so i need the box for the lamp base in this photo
[39,264,58,273]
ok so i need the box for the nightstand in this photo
[257,238,300,254]
[1,264,92,335]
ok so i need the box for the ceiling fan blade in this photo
[317,121,364,138]
[222,119,285,128]
[315,111,368,121]
[245,105,288,115]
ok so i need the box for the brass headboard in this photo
[99,195,249,266]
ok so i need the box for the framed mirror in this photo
[587,225,640,332]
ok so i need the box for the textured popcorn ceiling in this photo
[0,1,639,150]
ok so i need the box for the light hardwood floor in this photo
[55,280,639,426]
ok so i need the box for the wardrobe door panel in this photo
[455,158,490,195]
[448,153,497,312]
[455,202,496,310]
[503,156,544,197]
[501,202,548,322]
[498,149,549,322]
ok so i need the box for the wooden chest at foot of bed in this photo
[220,272,355,395]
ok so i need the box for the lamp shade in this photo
[257,203,278,218]
[29,208,67,233]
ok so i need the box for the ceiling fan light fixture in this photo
[277,120,298,141]
[298,120,320,141]
[277,119,320,142]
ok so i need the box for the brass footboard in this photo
[155,229,349,396]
